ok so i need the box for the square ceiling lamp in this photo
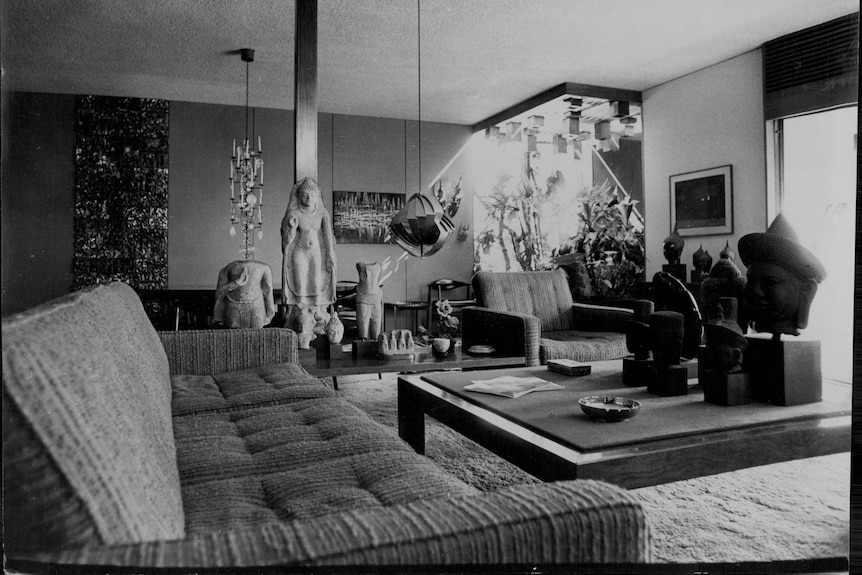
[611,101,630,117]
[595,120,612,141]
[526,115,544,130]
[507,121,522,142]
[563,113,581,138]
[553,134,567,154]
[621,116,638,137]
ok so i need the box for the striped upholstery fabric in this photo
[174,399,480,532]
[160,328,298,375]
[4,281,653,568]
[540,331,629,363]
[171,362,333,416]
[471,270,640,365]
[18,480,651,567]
[2,283,185,549]
[474,269,574,332]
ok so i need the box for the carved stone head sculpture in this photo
[738,214,826,337]
[703,298,748,373]
[663,227,685,265]
[625,320,652,361]
[648,311,685,365]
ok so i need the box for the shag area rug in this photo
[332,373,850,565]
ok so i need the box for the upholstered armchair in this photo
[462,269,653,366]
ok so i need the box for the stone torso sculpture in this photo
[355,261,383,340]
[214,260,276,329]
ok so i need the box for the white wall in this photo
[642,50,767,278]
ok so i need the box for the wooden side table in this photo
[385,301,427,332]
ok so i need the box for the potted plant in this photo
[417,300,461,355]
[553,181,645,299]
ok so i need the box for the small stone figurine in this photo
[691,245,713,283]
[661,226,687,282]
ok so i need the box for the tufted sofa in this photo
[463,269,654,366]
[2,281,652,569]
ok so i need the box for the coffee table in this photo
[397,360,851,488]
[300,345,525,389]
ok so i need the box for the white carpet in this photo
[333,372,850,565]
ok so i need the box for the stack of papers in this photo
[464,376,563,399]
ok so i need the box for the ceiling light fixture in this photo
[388,0,455,258]
[229,48,264,259]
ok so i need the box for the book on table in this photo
[464,375,563,399]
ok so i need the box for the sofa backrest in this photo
[2,282,185,552]
[473,270,575,332]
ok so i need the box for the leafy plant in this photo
[553,180,645,299]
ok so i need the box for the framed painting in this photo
[670,165,733,236]
[332,191,405,244]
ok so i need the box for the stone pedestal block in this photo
[646,364,689,397]
[623,357,653,387]
[743,336,822,406]
[701,370,751,406]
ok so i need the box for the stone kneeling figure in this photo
[214,260,276,329]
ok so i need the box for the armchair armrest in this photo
[158,328,298,375]
[462,306,541,366]
[571,299,654,333]
[10,480,650,568]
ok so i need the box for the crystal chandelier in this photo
[229,48,264,259]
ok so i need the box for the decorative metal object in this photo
[73,95,168,290]
[388,0,457,259]
[229,48,264,259]
[389,192,454,258]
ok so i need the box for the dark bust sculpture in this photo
[700,240,748,331]
[703,298,747,374]
[662,227,685,265]
[738,214,826,338]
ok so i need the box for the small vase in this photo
[432,337,451,356]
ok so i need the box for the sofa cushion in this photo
[540,330,629,363]
[474,270,575,332]
[172,362,334,416]
[173,398,479,532]
[2,282,185,549]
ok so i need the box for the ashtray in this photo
[467,345,495,355]
[578,396,641,422]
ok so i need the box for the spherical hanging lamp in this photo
[388,0,455,259]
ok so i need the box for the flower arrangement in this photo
[417,299,461,344]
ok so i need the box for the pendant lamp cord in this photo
[417,0,421,193]
[245,60,250,143]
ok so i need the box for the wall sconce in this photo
[527,132,538,152]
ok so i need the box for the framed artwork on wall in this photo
[332,191,405,244]
[670,165,733,236]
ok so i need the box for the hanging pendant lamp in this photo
[388,0,454,258]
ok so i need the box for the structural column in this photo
[294,0,317,182]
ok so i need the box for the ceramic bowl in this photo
[578,396,641,422]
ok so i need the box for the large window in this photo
[773,105,857,383]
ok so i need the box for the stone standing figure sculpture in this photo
[281,178,337,346]
[213,260,276,329]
